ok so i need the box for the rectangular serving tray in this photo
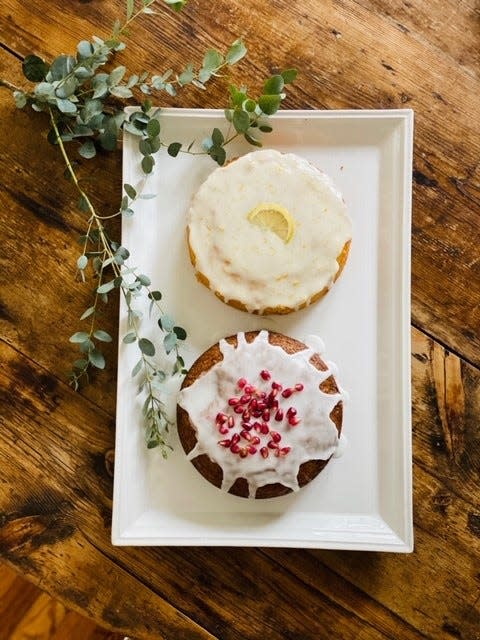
[112,108,414,551]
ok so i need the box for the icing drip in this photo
[178,331,346,498]
[186,149,352,313]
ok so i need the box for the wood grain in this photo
[0,563,124,640]
[0,0,479,638]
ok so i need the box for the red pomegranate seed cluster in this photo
[216,369,304,458]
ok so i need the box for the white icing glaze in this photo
[187,149,352,313]
[177,331,346,498]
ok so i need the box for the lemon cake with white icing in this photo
[186,149,352,315]
[176,330,346,499]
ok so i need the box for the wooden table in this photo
[1,1,479,638]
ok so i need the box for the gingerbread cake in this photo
[186,149,352,315]
[176,330,345,499]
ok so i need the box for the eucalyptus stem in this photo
[4,0,297,453]
[0,78,21,92]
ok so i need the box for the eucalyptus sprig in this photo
[1,0,297,454]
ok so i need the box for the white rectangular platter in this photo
[112,108,414,551]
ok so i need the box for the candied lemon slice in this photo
[247,203,295,243]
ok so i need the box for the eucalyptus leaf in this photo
[79,140,96,159]
[108,65,127,86]
[70,331,90,343]
[139,138,152,155]
[211,127,224,146]
[209,145,226,166]
[263,74,284,94]
[178,63,194,86]
[163,332,177,354]
[109,85,133,98]
[49,55,76,81]
[77,40,93,59]
[244,132,262,147]
[281,68,298,84]
[77,255,88,269]
[146,118,160,137]
[158,314,175,332]
[94,329,112,342]
[13,91,27,108]
[123,332,137,344]
[167,142,181,157]
[22,54,49,81]
[137,274,151,286]
[56,98,77,114]
[127,0,135,19]
[141,154,154,173]
[173,326,187,340]
[99,130,118,151]
[55,76,78,98]
[203,48,223,71]
[139,337,155,356]
[226,39,247,65]
[124,183,137,199]
[258,94,281,115]
[131,358,143,377]
[89,348,106,369]
[80,307,95,320]
[148,136,161,153]
[97,280,116,294]
[232,109,250,133]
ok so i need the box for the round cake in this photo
[176,330,346,499]
[186,149,352,315]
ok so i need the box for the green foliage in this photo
[7,0,297,455]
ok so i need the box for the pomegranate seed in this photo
[239,447,248,458]
[231,443,241,454]
[242,421,253,431]
[256,401,267,411]
[288,416,301,426]
[260,422,270,435]
[253,422,262,432]
[260,447,269,458]
[248,445,258,455]
[274,409,284,421]
[227,416,235,428]
[240,430,252,441]
[218,439,231,447]
[286,407,297,417]
[244,384,256,394]
[260,369,271,381]
[262,409,271,422]
[242,409,251,420]
[271,381,282,390]
[218,425,229,435]
[234,405,244,414]
[281,388,293,398]
[268,440,279,449]
[237,377,247,389]
[270,430,282,443]
[240,394,251,405]
[228,397,239,406]
[256,391,267,399]
[249,398,258,411]
[231,433,240,445]
[251,435,261,445]
[280,446,291,456]
[216,412,228,424]
[252,409,262,418]
[295,383,304,392]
